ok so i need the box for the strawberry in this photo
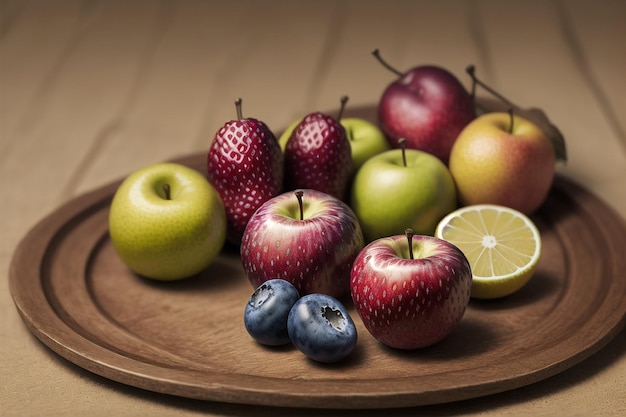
[207,99,283,245]
[283,109,352,201]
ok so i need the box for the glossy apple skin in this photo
[350,234,472,349]
[378,65,476,163]
[341,118,391,171]
[240,189,364,298]
[350,148,457,242]
[109,163,227,280]
[449,113,556,215]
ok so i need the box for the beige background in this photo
[1,0,625,416]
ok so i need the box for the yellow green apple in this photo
[109,162,227,280]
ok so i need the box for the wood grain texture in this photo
[2,0,625,416]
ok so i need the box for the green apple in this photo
[109,162,227,280]
[279,117,390,171]
[351,146,457,243]
[341,118,391,171]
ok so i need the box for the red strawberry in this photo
[283,100,352,200]
[207,99,283,245]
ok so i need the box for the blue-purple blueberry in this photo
[244,279,300,346]
[287,293,358,363]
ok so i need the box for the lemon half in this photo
[435,204,541,299]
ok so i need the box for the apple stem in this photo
[235,98,243,120]
[372,49,403,77]
[162,184,171,200]
[295,190,304,221]
[405,229,415,260]
[337,95,349,120]
[508,108,514,133]
[465,65,515,108]
[468,66,477,101]
[399,138,407,167]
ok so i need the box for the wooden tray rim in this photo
[9,152,626,409]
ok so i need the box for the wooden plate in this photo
[9,153,626,410]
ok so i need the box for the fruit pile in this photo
[108,50,564,363]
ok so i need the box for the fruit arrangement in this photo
[108,49,565,363]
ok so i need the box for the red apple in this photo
[350,229,472,349]
[240,189,364,298]
[373,49,476,164]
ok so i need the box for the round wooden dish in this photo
[9,153,626,409]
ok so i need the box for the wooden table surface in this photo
[2,1,625,416]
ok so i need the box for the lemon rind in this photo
[435,204,542,299]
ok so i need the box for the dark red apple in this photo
[373,49,476,164]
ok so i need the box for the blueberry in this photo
[244,279,300,346]
[287,294,358,363]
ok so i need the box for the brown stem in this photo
[162,184,171,200]
[372,49,403,77]
[398,138,407,167]
[465,65,515,108]
[405,229,415,260]
[235,98,243,120]
[295,190,304,220]
[467,65,477,101]
[337,95,349,120]
[508,108,514,133]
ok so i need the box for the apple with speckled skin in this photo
[350,230,472,349]
[240,189,364,299]
[449,111,556,215]
[109,162,227,281]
